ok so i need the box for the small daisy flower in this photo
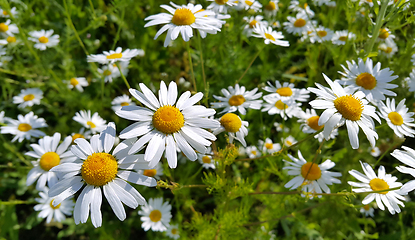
[377,28,395,44]
[405,69,415,94]
[49,123,157,228]
[0,7,18,18]
[378,98,415,138]
[338,58,398,102]
[0,34,18,45]
[242,15,267,37]
[111,94,136,112]
[144,2,223,47]
[211,84,262,115]
[274,122,289,132]
[283,150,342,198]
[13,88,43,108]
[207,0,237,14]
[262,95,302,119]
[370,146,381,157]
[0,20,18,36]
[308,74,380,149]
[259,138,281,154]
[331,30,356,45]
[0,111,47,142]
[288,1,315,17]
[391,146,415,193]
[264,1,279,18]
[308,26,334,43]
[378,40,398,58]
[282,135,297,147]
[97,63,121,83]
[313,0,336,6]
[139,197,172,232]
[264,80,310,103]
[198,147,216,169]
[28,29,59,50]
[348,161,405,214]
[213,113,249,147]
[137,162,164,180]
[252,24,289,47]
[246,145,261,159]
[26,132,77,190]
[298,108,338,142]
[283,13,314,36]
[71,128,92,142]
[166,223,180,239]
[116,81,219,168]
[238,0,263,12]
[73,110,107,134]
[34,187,74,224]
[87,47,143,64]
[64,77,88,92]
[360,204,375,217]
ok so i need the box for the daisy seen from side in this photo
[308,26,334,43]
[34,187,74,224]
[28,29,59,50]
[391,146,415,193]
[360,204,375,217]
[282,135,297,147]
[246,145,261,159]
[252,24,289,47]
[87,47,144,64]
[71,128,92,142]
[264,1,279,18]
[137,162,164,180]
[0,20,18,36]
[139,197,172,232]
[207,0,237,14]
[0,7,18,18]
[298,108,338,142]
[331,30,356,45]
[213,113,249,147]
[111,94,136,112]
[211,84,262,115]
[64,77,88,92]
[0,111,47,142]
[288,1,315,16]
[378,98,415,138]
[238,0,263,12]
[263,80,310,103]
[261,95,302,119]
[0,34,18,45]
[73,110,107,134]
[405,69,415,94]
[370,146,381,157]
[378,40,398,58]
[13,88,43,109]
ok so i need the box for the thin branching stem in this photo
[365,0,389,55]
[186,41,197,92]
[116,63,131,89]
[236,45,264,84]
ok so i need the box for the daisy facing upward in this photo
[211,84,262,115]
[28,29,59,51]
[13,88,43,109]
[139,197,172,232]
[0,111,47,142]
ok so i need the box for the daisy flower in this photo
[207,0,237,14]
[405,69,415,94]
[213,113,249,147]
[370,146,381,157]
[282,135,297,147]
[283,13,313,36]
[348,161,405,214]
[308,74,380,149]
[111,94,136,112]
[377,27,395,44]
[64,77,88,92]
[242,15,267,37]
[197,11,230,39]
[87,47,143,64]
[359,0,376,7]
[28,29,59,50]
[48,123,157,228]
[13,88,43,108]
[0,35,18,45]
[313,0,336,6]
[360,205,375,217]
[252,24,289,47]
[238,0,263,12]
[97,63,121,83]
[378,98,415,138]
[308,26,334,43]
[0,7,18,18]
[0,20,18,36]
[0,111,47,142]
[259,138,281,154]
[34,187,74,224]
[283,150,342,198]
[378,41,398,58]
[264,1,279,18]
[144,2,223,47]
[166,223,180,239]
[274,122,289,132]
[338,58,398,102]
[288,1,315,17]
[197,147,216,169]
[298,108,338,142]
[331,30,356,45]
[71,128,92,142]
[116,81,219,168]
[137,162,164,180]
[0,55,12,67]
[73,110,107,134]
[246,145,261,159]
[211,84,262,115]
[139,197,172,232]
[391,146,415,193]
[26,132,77,190]
[264,80,310,104]
[262,95,302,119]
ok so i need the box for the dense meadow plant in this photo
[1,0,415,239]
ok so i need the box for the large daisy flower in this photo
[213,113,249,147]
[34,187,74,224]
[348,161,406,214]
[211,84,262,115]
[12,88,43,109]
[391,146,415,193]
[87,47,144,64]
[144,2,223,47]
[378,98,415,138]
[338,58,398,102]
[28,29,59,51]
[263,80,310,104]
[0,111,47,142]
[48,123,157,228]
[308,74,380,149]
[73,110,107,134]
[139,197,172,232]
[252,24,289,47]
[25,132,77,190]
[116,81,219,168]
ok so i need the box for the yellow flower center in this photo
[171,8,196,26]
[265,1,276,10]
[293,18,306,28]
[202,156,211,164]
[378,28,389,39]
[152,105,185,134]
[317,30,327,37]
[300,3,308,8]
[333,95,363,121]
[286,140,292,146]
[215,0,228,4]
[171,228,178,235]
[0,22,8,32]
[6,36,16,43]
[251,150,257,155]
[220,113,242,133]
[81,152,118,186]
[264,33,276,41]
[228,95,245,106]
[39,152,60,171]
[307,116,323,131]
[384,47,393,53]
[388,112,403,125]
[265,143,273,149]
[87,121,96,129]
[103,70,112,76]
[106,53,122,59]
[70,78,79,86]
[339,36,348,41]
[18,123,32,132]
[249,20,258,29]
[120,102,129,106]
[301,162,321,180]
[355,72,377,90]
[274,100,288,110]
[149,209,162,222]
[38,36,49,43]
[276,87,293,96]
[369,178,389,194]
[2,10,8,15]
[49,200,61,210]
[245,0,253,6]
[363,204,370,211]
[143,169,157,177]
[72,133,84,142]
[23,94,35,101]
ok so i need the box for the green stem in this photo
[365,0,389,55]
[236,46,264,84]
[64,0,89,55]
[197,32,206,90]
[88,0,96,19]
[249,187,402,196]
[186,41,197,92]
[111,9,125,50]
[116,63,131,89]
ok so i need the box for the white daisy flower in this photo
[313,0,336,7]
[288,1,315,17]
[405,69,415,94]
[73,110,107,134]
[338,58,398,102]
[377,27,395,44]
[331,30,356,45]
[308,26,334,43]
[71,128,92,142]
[0,7,18,18]
[391,146,415,193]
[242,15,267,37]
[111,94,136,112]
[211,84,262,115]
[197,11,230,38]
[0,111,47,142]
[25,132,77,190]
[274,122,289,132]
[197,146,216,169]
[252,24,289,47]
[348,161,405,214]
[207,0,237,14]
[360,205,375,217]
[378,98,415,138]
[166,223,180,239]
[12,88,43,108]
[283,13,314,36]
[378,40,398,58]
[97,63,121,83]
[137,162,164,180]
[246,145,261,159]
[144,2,223,47]
[298,108,338,142]
[28,29,59,50]
[0,20,18,36]
[34,187,74,224]
[64,77,88,92]
[213,113,249,147]
[308,74,380,149]
[283,150,342,198]
[259,138,281,154]
[264,80,310,104]
[116,81,219,168]
[262,95,302,119]
[0,35,18,45]
[48,123,157,228]
[370,146,381,157]
[139,197,172,232]
[238,0,263,12]
[264,1,279,18]
[0,55,12,67]
[87,47,143,64]
[359,0,376,7]
[282,135,297,147]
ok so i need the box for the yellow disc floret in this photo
[39,152,60,171]
[202,156,211,164]
[317,30,327,37]
[355,72,377,90]
[106,53,122,59]
[72,133,85,142]
[87,121,96,129]
[143,169,157,177]
[301,162,321,180]
[6,36,16,43]
[307,116,323,131]
[152,105,185,134]
[369,178,389,194]
[378,28,389,39]
[23,94,35,101]
[388,112,403,126]
[149,210,162,222]
[265,1,276,10]
[333,95,363,121]
[264,33,276,41]
[228,95,246,106]
[265,143,273,149]
[215,0,228,4]
[220,113,242,133]
[171,8,196,26]
[338,36,348,41]
[245,0,253,6]
[274,100,288,110]
[81,153,118,186]
[103,70,112,76]
[249,20,258,29]
[293,18,306,28]
[38,36,49,43]
[276,87,293,97]
[0,22,8,32]
[70,78,79,86]
[121,102,129,106]
[49,200,61,210]
[18,123,32,132]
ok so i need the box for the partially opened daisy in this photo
[25,132,77,190]
[338,58,398,102]
[71,128,92,142]
[283,150,342,198]
[87,47,144,64]
[263,80,310,103]
[111,94,136,112]
[139,197,172,232]
[0,111,47,142]
[213,113,249,147]
[391,146,415,193]
[13,88,43,109]
[116,81,219,168]
[0,20,19,36]
[144,2,223,47]
[207,0,237,14]
[370,146,381,157]
[28,29,59,50]
[378,98,415,138]
[308,74,380,149]
[348,161,406,214]
[73,110,107,134]
[48,123,157,228]
[252,24,289,47]
[331,30,356,45]
[211,84,262,115]
[34,187,74,224]
[64,77,89,92]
